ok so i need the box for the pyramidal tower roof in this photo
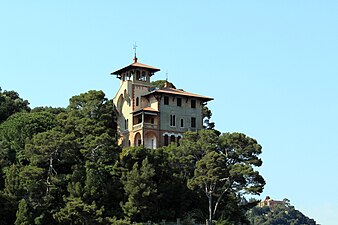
[111,50,160,77]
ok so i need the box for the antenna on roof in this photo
[164,70,170,88]
[133,42,138,63]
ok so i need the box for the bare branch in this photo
[213,187,229,218]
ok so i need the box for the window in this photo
[164,135,169,146]
[177,98,182,107]
[138,117,142,124]
[125,119,129,130]
[141,71,147,81]
[151,118,155,124]
[177,136,181,146]
[164,96,169,105]
[136,97,139,106]
[180,118,184,128]
[170,135,176,143]
[170,115,176,127]
[191,99,196,108]
[191,117,196,128]
[136,70,141,80]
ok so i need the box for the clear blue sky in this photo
[1,1,338,224]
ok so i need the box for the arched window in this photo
[164,135,169,146]
[136,97,139,106]
[125,119,128,130]
[136,70,141,80]
[141,71,146,81]
[145,132,157,149]
[117,94,124,113]
[170,135,175,143]
[135,132,142,147]
[177,136,181,146]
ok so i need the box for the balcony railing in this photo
[144,123,158,129]
[133,123,142,130]
[133,123,158,130]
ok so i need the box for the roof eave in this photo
[132,108,159,114]
[110,64,160,76]
[143,91,213,102]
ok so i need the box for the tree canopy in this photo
[0,90,121,225]
[0,87,314,225]
[175,130,265,225]
[0,88,30,124]
[150,80,176,89]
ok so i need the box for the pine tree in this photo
[122,157,157,222]
[15,199,31,225]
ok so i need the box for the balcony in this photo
[133,122,158,131]
[144,123,158,129]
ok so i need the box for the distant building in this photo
[111,55,213,149]
[258,196,284,209]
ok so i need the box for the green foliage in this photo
[0,191,17,225]
[173,130,265,225]
[203,106,217,132]
[3,164,27,202]
[31,106,66,115]
[15,199,31,225]
[0,166,18,222]
[0,90,122,224]
[150,80,176,89]
[0,88,270,224]
[188,151,227,189]
[122,157,157,221]
[0,110,58,209]
[0,89,30,124]
[51,90,121,223]
[109,218,132,225]
[121,146,203,221]
[0,111,57,168]
[54,197,106,225]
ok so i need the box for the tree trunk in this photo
[208,194,212,225]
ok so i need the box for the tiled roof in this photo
[142,107,159,112]
[111,61,160,75]
[133,107,159,114]
[144,87,213,101]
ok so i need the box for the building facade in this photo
[111,56,213,149]
[258,196,284,209]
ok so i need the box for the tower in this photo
[111,55,213,149]
[111,56,160,148]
